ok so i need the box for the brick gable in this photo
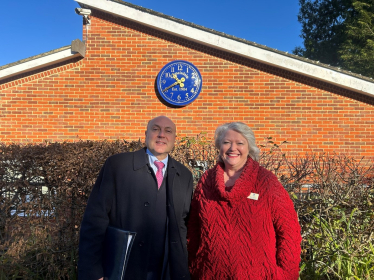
[0,9,373,157]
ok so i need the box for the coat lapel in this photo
[166,157,180,215]
[133,148,148,171]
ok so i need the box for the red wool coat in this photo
[187,158,301,280]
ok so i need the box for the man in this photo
[78,116,193,280]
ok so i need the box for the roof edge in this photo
[0,39,85,82]
[75,0,374,98]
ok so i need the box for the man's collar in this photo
[146,148,168,166]
[133,148,179,175]
[133,148,148,170]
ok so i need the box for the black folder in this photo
[103,226,136,280]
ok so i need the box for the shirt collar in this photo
[146,149,168,167]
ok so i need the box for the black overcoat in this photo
[78,148,193,280]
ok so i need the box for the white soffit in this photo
[76,0,374,98]
[0,44,84,81]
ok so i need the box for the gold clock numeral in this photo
[177,95,181,101]
[178,64,183,71]
[191,88,195,93]
[185,93,189,98]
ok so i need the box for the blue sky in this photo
[0,0,303,67]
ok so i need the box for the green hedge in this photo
[0,138,373,279]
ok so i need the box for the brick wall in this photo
[1,9,373,157]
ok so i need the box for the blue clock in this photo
[157,60,202,106]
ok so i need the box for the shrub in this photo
[0,138,373,279]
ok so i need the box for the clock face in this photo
[157,60,202,106]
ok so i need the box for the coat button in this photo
[139,242,144,247]
[144,202,150,207]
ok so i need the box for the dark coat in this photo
[78,148,193,280]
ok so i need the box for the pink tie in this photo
[154,161,165,189]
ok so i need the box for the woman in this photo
[187,122,301,280]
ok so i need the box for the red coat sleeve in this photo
[187,186,201,264]
[187,171,208,272]
[270,179,302,280]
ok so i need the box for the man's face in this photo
[145,116,176,160]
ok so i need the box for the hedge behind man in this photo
[78,116,193,280]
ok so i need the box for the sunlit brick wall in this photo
[1,9,373,157]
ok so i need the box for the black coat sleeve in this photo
[78,158,115,280]
[180,173,193,243]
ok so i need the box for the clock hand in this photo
[171,74,186,88]
[162,81,179,92]
[179,77,185,88]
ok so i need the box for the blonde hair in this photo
[214,122,260,161]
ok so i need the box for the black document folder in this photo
[103,226,136,280]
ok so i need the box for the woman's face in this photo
[219,129,249,170]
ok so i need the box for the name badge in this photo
[247,193,259,200]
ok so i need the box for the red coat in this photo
[187,158,301,280]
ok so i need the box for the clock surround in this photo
[156,60,202,106]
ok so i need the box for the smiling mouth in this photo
[226,153,240,157]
